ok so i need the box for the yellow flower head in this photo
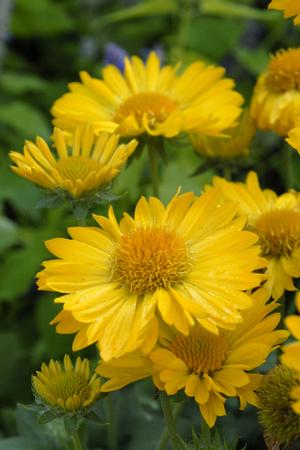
[281,292,300,378]
[37,190,265,361]
[269,0,300,25]
[257,364,300,445]
[190,109,255,160]
[98,289,288,427]
[32,355,100,412]
[250,48,300,136]
[210,171,300,300]
[10,125,137,198]
[51,52,243,139]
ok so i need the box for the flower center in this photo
[266,49,300,93]
[55,156,102,182]
[254,209,300,257]
[48,372,91,403]
[114,93,177,128]
[169,326,228,374]
[113,228,188,294]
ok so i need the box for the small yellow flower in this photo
[98,289,288,427]
[250,48,300,136]
[37,190,265,361]
[9,125,137,198]
[269,0,300,25]
[52,52,243,139]
[257,364,300,445]
[32,355,100,412]
[210,171,300,299]
[190,109,255,160]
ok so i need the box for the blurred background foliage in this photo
[0,0,299,449]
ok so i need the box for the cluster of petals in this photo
[209,171,300,300]
[10,125,137,198]
[37,189,266,361]
[98,289,288,427]
[52,52,243,139]
[269,0,300,25]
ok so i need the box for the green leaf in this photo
[0,101,50,139]
[0,216,19,253]
[201,0,278,21]
[0,72,47,95]
[187,17,243,60]
[38,411,58,425]
[0,437,33,450]
[12,0,73,37]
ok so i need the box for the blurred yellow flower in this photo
[10,125,137,198]
[269,0,300,25]
[190,109,255,160]
[37,190,265,361]
[32,355,100,412]
[210,171,300,299]
[257,364,300,445]
[98,289,287,427]
[250,48,300,136]
[52,52,243,139]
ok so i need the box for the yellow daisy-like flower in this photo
[51,52,243,139]
[269,0,300,25]
[210,171,300,300]
[9,125,137,198]
[37,190,265,361]
[32,355,100,412]
[190,109,255,160]
[98,289,288,427]
[286,119,300,155]
[250,48,300,136]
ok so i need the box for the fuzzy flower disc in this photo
[37,190,265,361]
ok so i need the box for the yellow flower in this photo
[210,171,300,300]
[257,364,300,445]
[32,355,100,412]
[98,289,288,427]
[250,48,300,136]
[281,292,300,376]
[286,120,300,154]
[269,0,300,25]
[10,125,137,198]
[51,52,243,139]
[190,109,255,160]
[37,190,265,360]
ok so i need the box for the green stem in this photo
[223,164,232,181]
[70,429,85,450]
[105,395,118,450]
[158,391,183,450]
[284,144,294,190]
[156,400,185,450]
[148,144,160,197]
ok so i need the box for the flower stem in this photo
[157,400,185,450]
[70,429,85,450]
[158,391,183,450]
[148,144,160,197]
[105,395,118,450]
